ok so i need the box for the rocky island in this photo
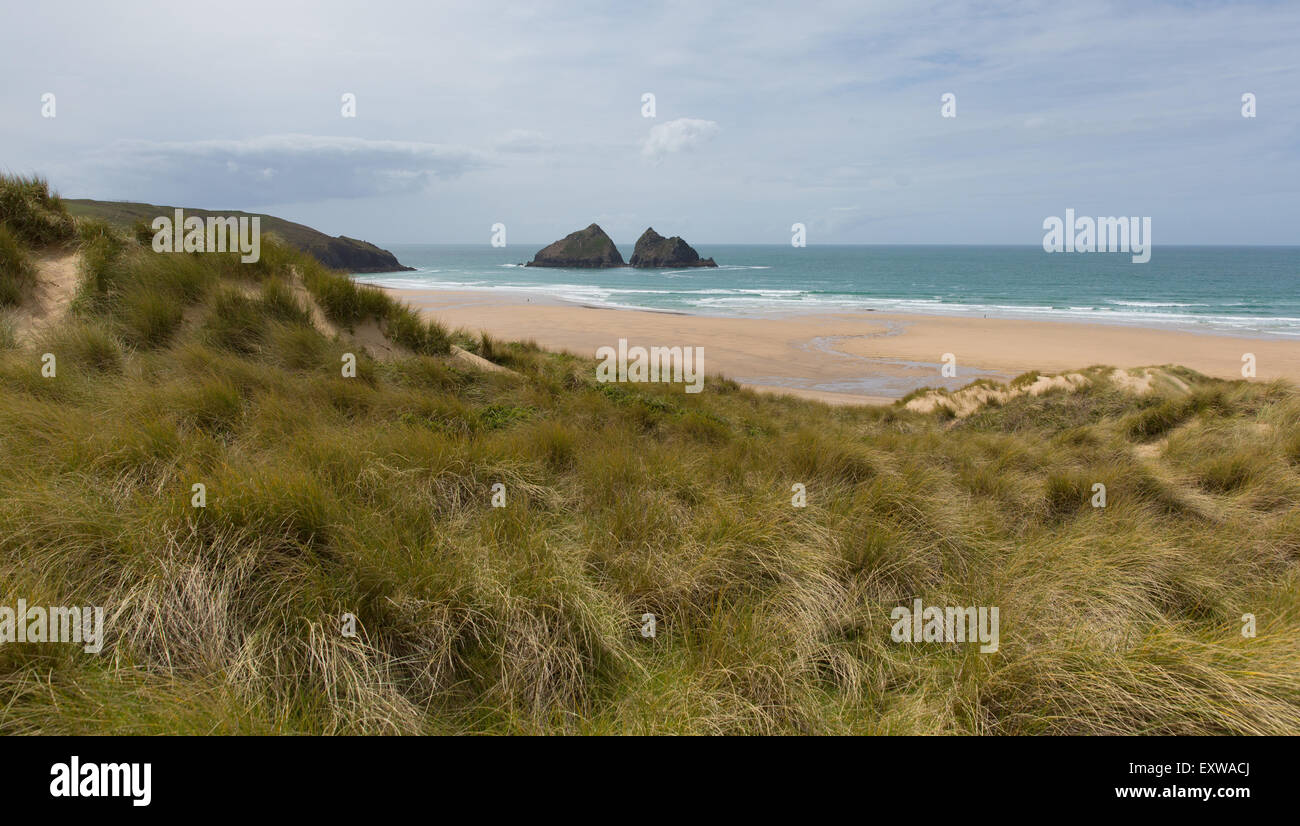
[526,224,625,268]
[629,227,717,268]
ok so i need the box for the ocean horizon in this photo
[354,244,1300,339]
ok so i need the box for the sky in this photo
[2,0,1297,245]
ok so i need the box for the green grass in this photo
[0,174,77,247]
[1,182,1298,735]
[0,172,87,307]
[63,197,408,273]
[299,256,450,355]
[0,225,35,307]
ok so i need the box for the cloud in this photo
[5,1,1297,241]
[641,118,720,160]
[89,134,488,205]
[493,129,553,154]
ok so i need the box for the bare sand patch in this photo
[12,248,80,342]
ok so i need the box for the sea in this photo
[353,245,1300,339]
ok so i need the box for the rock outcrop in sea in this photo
[629,228,717,268]
[526,224,625,268]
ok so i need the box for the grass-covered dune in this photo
[1,176,1298,734]
[0,174,77,308]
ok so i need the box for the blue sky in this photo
[2,0,1297,245]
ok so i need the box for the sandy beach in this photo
[389,287,1300,405]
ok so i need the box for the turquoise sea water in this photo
[353,245,1300,338]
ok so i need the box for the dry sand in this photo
[387,287,1300,406]
[11,248,80,342]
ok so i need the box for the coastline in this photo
[380,285,1300,405]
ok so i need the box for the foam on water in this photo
[353,244,1300,339]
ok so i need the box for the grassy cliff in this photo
[1,176,1298,734]
[64,198,412,273]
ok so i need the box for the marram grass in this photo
[0,176,1297,735]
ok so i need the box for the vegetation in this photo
[0,174,77,247]
[63,198,408,273]
[0,174,79,309]
[0,177,1297,734]
[0,225,35,308]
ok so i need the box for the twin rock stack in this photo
[525,225,717,269]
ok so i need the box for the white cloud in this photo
[641,118,720,160]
